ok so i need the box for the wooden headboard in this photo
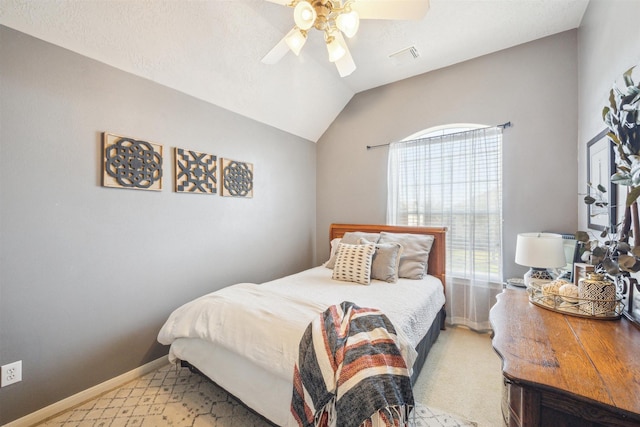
[329,223,447,293]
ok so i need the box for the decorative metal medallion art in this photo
[174,148,217,194]
[102,133,163,191]
[221,158,254,198]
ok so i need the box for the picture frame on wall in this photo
[220,158,254,198]
[102,132,163,191]
[586,129,616,231]
[174,148,217,194]
[617,274,640,331]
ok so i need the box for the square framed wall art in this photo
[220,158,253,198]
[102,132,163,191]
[174,148,217,194]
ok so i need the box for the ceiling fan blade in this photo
[333,33,356,77]
[261,29,295,64]
[264,0,292,5]
[351,0,429,20]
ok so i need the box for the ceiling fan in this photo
[261,0,430,77]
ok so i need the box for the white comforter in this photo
[157,266,445,381]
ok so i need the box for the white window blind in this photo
[387,125,503,330]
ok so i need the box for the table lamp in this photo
[515,232,567,288]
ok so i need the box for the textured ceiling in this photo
[0,0,589,142]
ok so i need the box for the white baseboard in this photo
[3,357,169,427]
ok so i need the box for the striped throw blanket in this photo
[291,301,416,427]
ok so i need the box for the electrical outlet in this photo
[1,361,22,387]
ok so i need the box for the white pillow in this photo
[332,242,376,285]
[324,238,342,269]
[378,232,435,279]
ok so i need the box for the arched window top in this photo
[387,121,504,307]
[402,123,488,141]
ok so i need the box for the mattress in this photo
[158,266,445,426]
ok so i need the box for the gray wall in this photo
[6,0,640,422]
[0,26,316,424]
[577,0,640,231]
[316,30,579,280]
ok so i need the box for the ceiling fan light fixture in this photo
[293,1,317,30]
[336,10,359,38]
[265,0,431,77]
[326,36,346,62]
[335,46,356,76]
[285,28,307,55]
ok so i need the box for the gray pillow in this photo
[378,232,435,279]
[360,238,404,283]
[325,232,380,269]
[341,231,380,245]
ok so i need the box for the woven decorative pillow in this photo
[332,242,376,285]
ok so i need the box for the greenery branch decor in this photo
[604,66,640,199]
[603,65,640,246]
[578,184,640,275]
[580,65,640,275]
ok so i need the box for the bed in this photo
[157,223,447,426]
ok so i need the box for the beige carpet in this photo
[412,326,504,427]
[37,326,500,427]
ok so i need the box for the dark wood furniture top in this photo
[491,289,640,426]
[329,223,447,288]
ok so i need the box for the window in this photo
[387,124,503,330]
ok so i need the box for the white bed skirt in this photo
[170,337,293,426]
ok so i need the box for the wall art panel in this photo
[102,132,163,191]
[174,148,217,194]
[221,158,253,198]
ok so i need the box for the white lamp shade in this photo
[285,28,307,56]
[515,233,566,269]
[293,1,316,30]
[336,10,360,38]
[326,36,347,62]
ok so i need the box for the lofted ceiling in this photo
[0,0,589,142]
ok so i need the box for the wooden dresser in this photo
[490,289,640,427]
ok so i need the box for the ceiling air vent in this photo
[388,46,420,66]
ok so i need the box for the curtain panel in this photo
[387,126,503,331]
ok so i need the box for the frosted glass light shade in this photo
[336,11,360,38]
[285,28,307,56]
[293,1,316,30]
[326,37,346,62]
[515,233,566,269]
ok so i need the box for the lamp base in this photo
[524,268,555,289]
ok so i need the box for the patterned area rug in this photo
[39,364,477,427]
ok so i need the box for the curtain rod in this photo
[366,121,512,150]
